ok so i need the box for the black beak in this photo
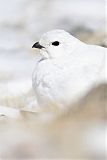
[32,42,44,49]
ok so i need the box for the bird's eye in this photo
[52,41,59,46]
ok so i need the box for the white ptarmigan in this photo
[32,29,106,107]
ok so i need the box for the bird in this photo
[32,29,106,108]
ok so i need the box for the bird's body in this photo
[32,30,106,107]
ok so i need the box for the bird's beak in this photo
[32,42,44,49]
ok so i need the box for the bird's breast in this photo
[33,60,69,101]
[35,61,66,88]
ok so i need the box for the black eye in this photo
[52,41,59,46]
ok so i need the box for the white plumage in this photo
[32,29,106,107]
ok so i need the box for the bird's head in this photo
[32,29,79,59]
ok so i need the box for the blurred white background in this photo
[0,0,106,159]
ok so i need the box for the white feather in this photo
[32,30,106,107]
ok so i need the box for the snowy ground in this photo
[0,0,106,158]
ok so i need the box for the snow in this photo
[0,1,106,158]
[0,105,21,118]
